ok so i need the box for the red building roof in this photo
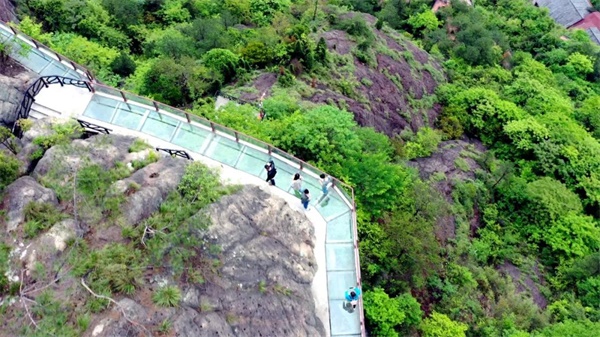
[572,11,600,29]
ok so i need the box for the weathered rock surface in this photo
[0,72,37,127]
[237,12,444,137]
[32,133,137,180]
[91,186,324,337]
[2,176,58,232]
[409,140,485,241]
[112,156,189,225]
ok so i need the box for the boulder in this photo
[168,185,325,337]
[112,155,189,226]
[0,72,37,127]
[32,133,137,180]
[2,176,58,232]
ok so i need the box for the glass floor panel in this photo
[141,111,179,141]
[235,146,270,177]
[326,211,353,243]
[112,104,148,131]
[317,190,351,220]
[328,270,358,300]
[83,95,119,122]
[329,299,362,336]
[204,135,243,167]
[171,123,211,153]
[12,48,53,73]
[39,60,70,77]
[326,243,357,272]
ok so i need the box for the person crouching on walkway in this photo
[301,189,310,210]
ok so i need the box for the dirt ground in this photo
[0,57,26,77]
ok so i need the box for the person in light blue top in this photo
[343,286,362,313]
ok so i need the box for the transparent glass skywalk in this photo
[2,19,365,336]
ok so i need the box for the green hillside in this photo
[2,0,600,336]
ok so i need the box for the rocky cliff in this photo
[0,118,324,337]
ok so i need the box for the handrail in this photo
[6,30,366,333]
[0,20,95,81]
[11,76,92,137]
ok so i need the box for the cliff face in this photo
[0,118,324,337]
[226,12,445,137]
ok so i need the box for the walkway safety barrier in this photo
[1,19,366,337]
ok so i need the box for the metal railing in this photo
[0,20,94,81]
[11,76,92,137]
[7,38,366,334]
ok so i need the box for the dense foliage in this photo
[6,0,600,336]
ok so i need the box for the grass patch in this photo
[454,157,471,172]
[153,285,182,307]
[23,202,67,238]
[131,150,159,170]
[128,139,151,153]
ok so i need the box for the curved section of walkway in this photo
[1,20,366,337]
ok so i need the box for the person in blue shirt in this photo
[343,286,362,312]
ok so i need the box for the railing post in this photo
[120,91,127,102]
[299,161,303,171]
[210,122,216,133]
[31,39,39,49]
[152,101,159,112]
[268,145,272,155]
[69,61,77,71]
[54,52,62,62]
[41,77,48,88]
[8,25,17,35]
[185,112,191,123]
[234,131,239,142]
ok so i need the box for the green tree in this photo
[315,37,328,64]
[407,9,439,37]
[420,312,468,337]
[140,57,190,106]
[364,288,422,336]
[110,52,136,77]
[201,48,240,83]
[268,106,361,176]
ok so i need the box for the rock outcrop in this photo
[113,156,189,225]
[92,186,324,337]
[0,72,37,127]
[2,176,58,232]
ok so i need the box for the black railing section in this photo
[156,148,193,160]
[11,76,93,137]
[77,119,112,135]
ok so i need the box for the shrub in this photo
[277,70,295,87]
[439,116,464,140]
[73,243,144,295]
[420,312,468,337]
[23,202,66,238]
[152,285,182,307]
[110,52,136,77]
[404,128,442,160]
[0,152,20,191]
[131,150,159,170]
[128,139,151,153]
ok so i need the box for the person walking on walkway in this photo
[289,173,303,198]
[300,189,310,210]
[265,160,277,186]
[317,173,333,204]
[343,286,362,313]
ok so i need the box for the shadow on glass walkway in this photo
[0,20,365,337]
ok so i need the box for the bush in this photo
[404,128,442,160]
[0,152,20,191]
[23,202,66,238]
[110,52,136,77]
[73,243,144,295]
[420,312,468,337]
[128,139,151,153]
[152,285,182,307]
[277,69,295,87]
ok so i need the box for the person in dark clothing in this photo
[301,189,310,209]
[265,160,277,186]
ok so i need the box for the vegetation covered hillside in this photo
[2,0,600,336]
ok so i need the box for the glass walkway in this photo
[1,21,365,337]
